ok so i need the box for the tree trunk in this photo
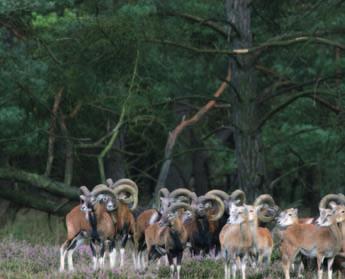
[45,88,63,177]
[0,168,79,215]
[60,113,74,186]
[225,0,266,201]
[0,181,76,216]
[0,168,79,200]
[105,130,126,181]
[190,130,209,195]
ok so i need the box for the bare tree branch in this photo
[148,35,345,57]
[154,63,232,201]
[257,90,344,130]
[163,12,228,38]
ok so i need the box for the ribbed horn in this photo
[91,184,116,198]
[157,187,170,209]
[253,194,276,207]
[112,183,138,210]
[319,194,345,209]
[254,194,277,222]
[230,189,246,205]
[159,187,170,198]
[206,189,230,201]
[166,202,195,214]
[111,178,138,193]
[169,188,197,203]
[199,194,225,221]
[106,178,114,187]
[80,186,90,195]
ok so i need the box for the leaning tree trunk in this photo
[0,167,79,215]
[225,0,266,201]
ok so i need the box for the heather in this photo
[0,235,317,279]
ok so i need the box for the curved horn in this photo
[159,187,170,198]
[200,194,225,221]
[319,194,345,208]
[254,194,277,222]
[157,187,170,209]
[230,189,246,205]
[91,184,116,198]
[166,202,195,214]
[169,188,197,204]
[111,178,138,193]
[257,209,275,223]
[253,194,276,207]
[206,189,230,201]
[112,184,138,210]
[106,178,114,187]
[80,186,90,195]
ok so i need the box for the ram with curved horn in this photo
[102,178,139,268]
[183,194,225,257]
[278,194,345,279]
[60,186,116,272]
[110,178,139,210]
[145,202,194,279]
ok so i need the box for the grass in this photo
[0,210,329,278]
[0,237,285,279]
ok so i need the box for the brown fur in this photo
[134,209,158,249]
[110,202,136,237]
[60,202,116,272]
[64,203,115,242]
[220,206,254,279]
[145,211,188,256]
[280,206,345,279]
[256,227,273,264]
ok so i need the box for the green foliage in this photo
[0,0,345,206]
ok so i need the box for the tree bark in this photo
[0,168,79,215]
[0,168,79,200]
[45,88,63,177]
[191,130,209,195]
[60,113,74,186]
[0,181,76,216]
[225,0,266,201]
[105,130,126,181]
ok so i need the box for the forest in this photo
[0,0,345,278]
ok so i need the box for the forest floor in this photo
[0,210,322,278]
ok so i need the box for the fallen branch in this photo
[0,168,79,200]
